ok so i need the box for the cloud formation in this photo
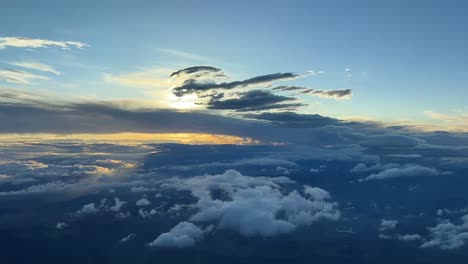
[0,37,87,50]
[147,222,208,248]
[160,170,340,237]
[2,61,60,75]
[207,89,304,112]
[421,214,468,250]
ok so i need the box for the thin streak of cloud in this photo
[0,37,88,50]
[3,61,60,75]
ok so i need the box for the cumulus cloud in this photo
[147,222,207,248]
[76,203,98,215]
[136,197,151,207]
[421,214,468,250]
[379,219,399,231]
[110,198,127,212]
[160,170,340,237]
[0,36,88,50]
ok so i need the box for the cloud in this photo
[0,68,50,84]
[421,214,468,250]
[301,88,352,99]
[379,219,398,231]
[0,37,88,50]
[160,170,340,237]
[147,222,207,248]
[396,234,422,241]
[170,66,223,80]
[243,111,337,128]
[136,197,151,207]
[2,61,60,75]
[76,203,98,215]
[56,222,69,229]
[207,89,304,112]
[361,164,447,181]
[110,198,127,212]
[172,71,300,97]
[119,233,136,243]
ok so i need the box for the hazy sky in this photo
[1,0,467,128]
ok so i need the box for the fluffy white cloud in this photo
[160,170,340,237]
[0,37,87,50]
[110,198,127,212]
[136,197,151,207]
[379,219,399,232]
[76,203,98,215]
[147,222,207,248]
[421,214,468,250]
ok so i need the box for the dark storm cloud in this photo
[172,72,299,97]
[169,66,223,79]
[243,112,338,128]
[206,89,303,112]
[301,88,352,98]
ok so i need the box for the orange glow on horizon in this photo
[0,132,260,145]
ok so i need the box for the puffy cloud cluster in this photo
[147,222,209,248]
[158,170,340,240]
[421,214,468,250]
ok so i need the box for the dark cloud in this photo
[169,66,223,79]
[272,86,309,92]
[243,112,338,128]
[206,89,303,112]
[172,72,299,97]
[301,88,352,99]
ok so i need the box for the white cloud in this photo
[361,164,448,181]
[160,170,340,237]
[379,219,398,231]
[76,203,98,215]
[3,61,60,75]
[0,68,50,84]
[147,222,208,248]
[136,197,151,207]
[110,198,127,212]
[421,214,468,250]
[0,37,87,50]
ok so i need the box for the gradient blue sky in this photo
[1,0,467,127]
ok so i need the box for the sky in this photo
[2,1,468,263]
[1,0,468,131]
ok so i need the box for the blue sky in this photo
[1,0,468,127]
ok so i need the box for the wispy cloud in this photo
[157,48,209,61]
[0,68,50,84]
[0,37,88,50]
[3,61,60,75]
